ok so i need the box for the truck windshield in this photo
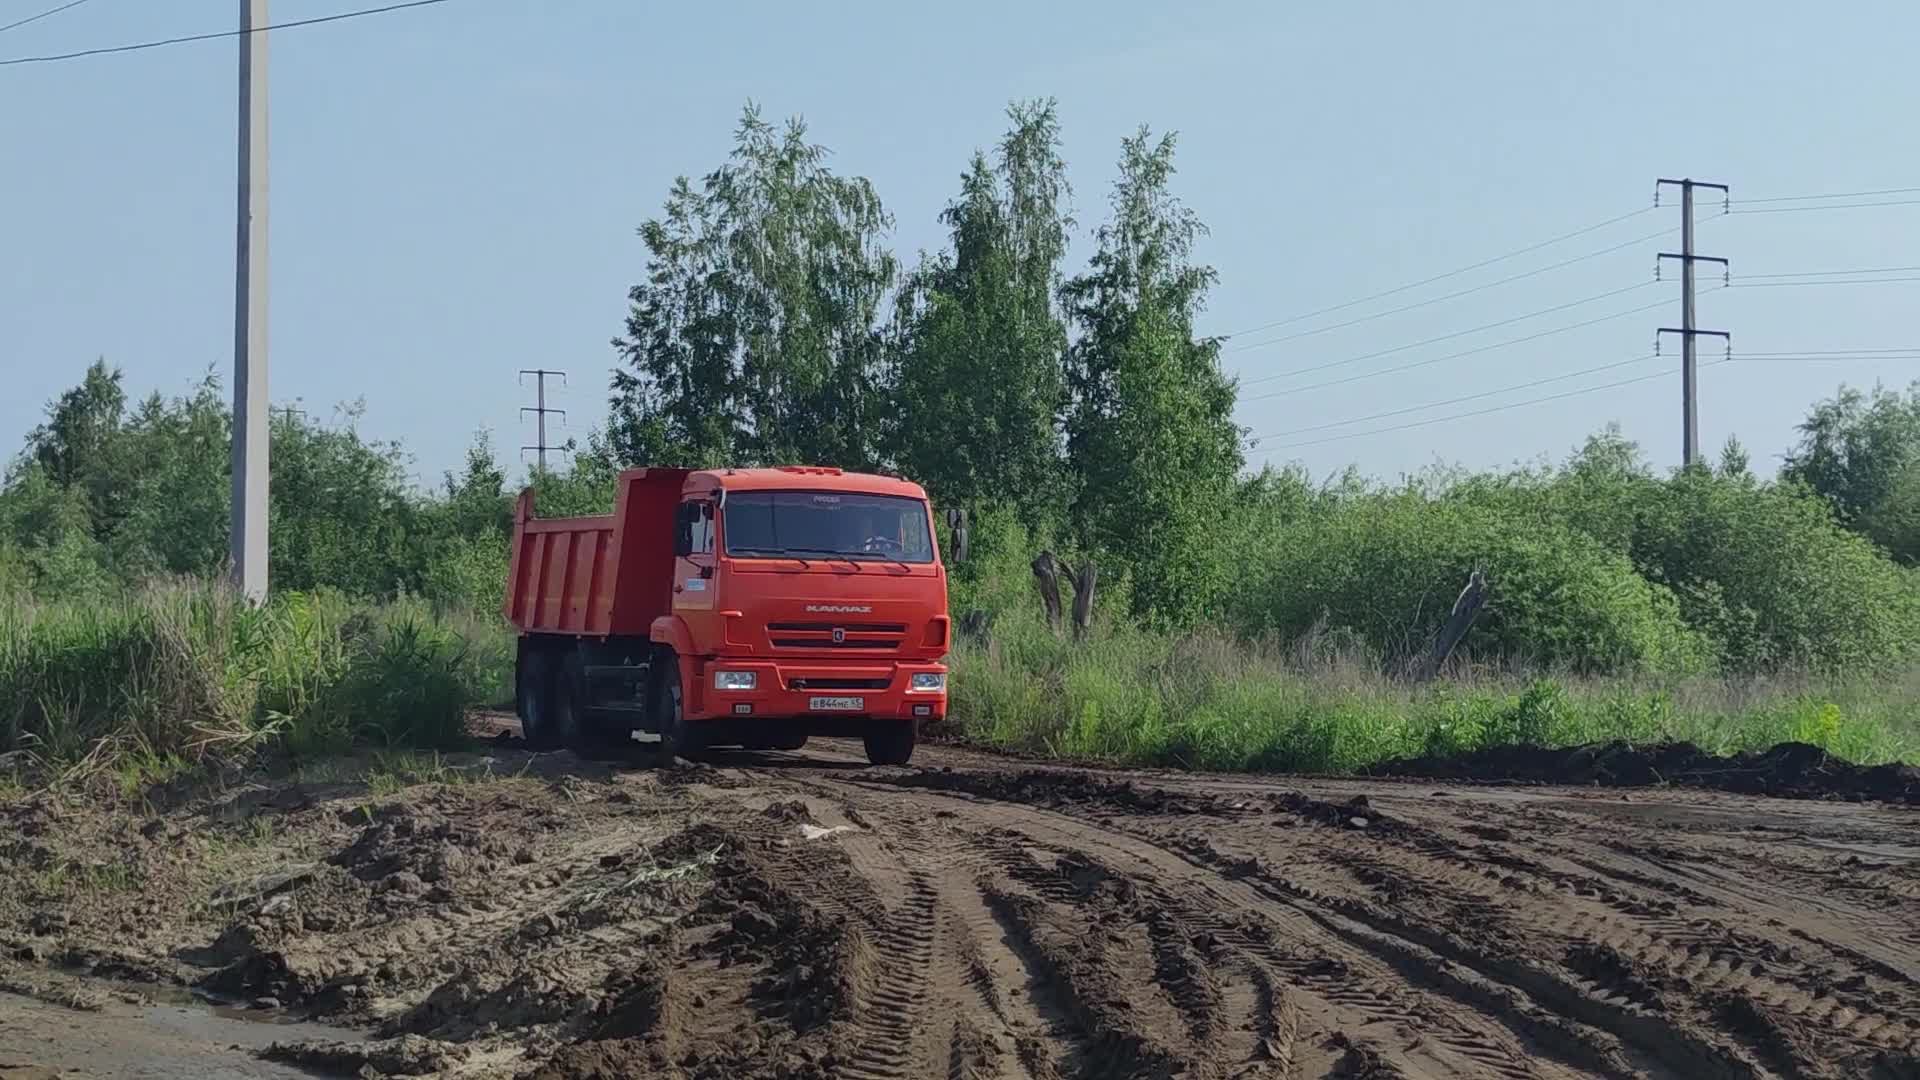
[723,491,935,564]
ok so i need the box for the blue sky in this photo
[4,0,1918,488]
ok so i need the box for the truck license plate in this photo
[809,696,864,711]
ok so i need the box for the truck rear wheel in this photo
[516,646,559,750]
[863,723,915,767]
[555,654,627,759]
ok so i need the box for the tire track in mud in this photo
[746,818,945,1079]
[1148,814,1915,1080]
[11,750,1917,1080]
[838,763,1920,1080]
[847,776,1598,1080]
[1345,816,1920,1067]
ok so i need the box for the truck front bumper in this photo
[686,658,949,725]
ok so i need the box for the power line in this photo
[1735,347,1920,356]
[0,0,452,66]
[1243,354,1660,443]
[1238,284,1673,397]
[1238,294,1680,405]
[1736,185,1920,205]
[1249,367,1683,454]
[1729,198,1920,216]
[1228,225,1673,352]
[1727,352,1920,362]
[1218,205,1656,339]
[0,0,90,35]
[1245,353,1919,456]
[1730,275,1920,289]
[1734,265,1920,279]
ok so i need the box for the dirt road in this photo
[1,739,1916,1079]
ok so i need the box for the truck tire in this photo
[863,723,915,766]
[554,653,626,759]
[649,654,702,765]
[516,645,559,749]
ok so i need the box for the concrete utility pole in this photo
[1656,178,1729,469]
[519,369,568,472]
[231,0,270,600]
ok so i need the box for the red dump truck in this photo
[503,466,954,765]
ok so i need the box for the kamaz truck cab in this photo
[504,466,952,765]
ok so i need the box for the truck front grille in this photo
[767,620,908,651]
[770,637,903,650]
[768,621,908,633]
[787,676,892,690]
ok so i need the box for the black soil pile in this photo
[869,767,1242,816]
[1375,740,1919,804]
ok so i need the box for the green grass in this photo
[28,859,144,899]
[949,608,1920,772]
[9,577,1916,787]
[0,583,514,780]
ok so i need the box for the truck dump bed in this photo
[503,468,689,638]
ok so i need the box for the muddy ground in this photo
[1,737,1916,1080]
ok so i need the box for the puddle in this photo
[0,985,366,1079]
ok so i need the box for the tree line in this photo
[7,99,1920,674]
[608,102,1239,619]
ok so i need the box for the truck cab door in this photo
[672,500,717,620]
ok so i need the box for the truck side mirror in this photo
[673,504,694,557]
[945,508,969,564]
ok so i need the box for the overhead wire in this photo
[1732,265,1920,279]
[0,0,90,35]
[0,0,451,65]
[1247,367,1684,453]
[1241,354,1660,442]
[1730,275,1920,288]
[1227,225,1674,352]
[1226,182,1920,453]
[1729,198,1920,215]
[1218,205,1657,339]
[1218,198,1776,351]
[1245,352,1920,455]
[1237,288,1680,402]
[1735,186,1920,205]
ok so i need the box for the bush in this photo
[0,583,510,772]
[1223,492,1710,675]
[1630,471,1920,671]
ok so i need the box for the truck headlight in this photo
[713,671,757,691]
[909,673,946,693]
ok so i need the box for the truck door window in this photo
[675,502,715,556]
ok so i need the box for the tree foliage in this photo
[1782,382,1920,563]
[888,100,1073,526]
[1060,128,1242,621]
[610,104,897,470]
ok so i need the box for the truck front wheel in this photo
[863,722,915,766]
[649,654,702,765]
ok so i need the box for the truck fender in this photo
[648,615,697,661]
[648,615,697,719]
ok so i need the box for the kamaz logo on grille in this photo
[805,604,873,613]
[831,628,847,643]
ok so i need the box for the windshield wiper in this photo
[752,546,865,570]
[730,546,810,567]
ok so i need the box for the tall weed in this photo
[0,583,511,773]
